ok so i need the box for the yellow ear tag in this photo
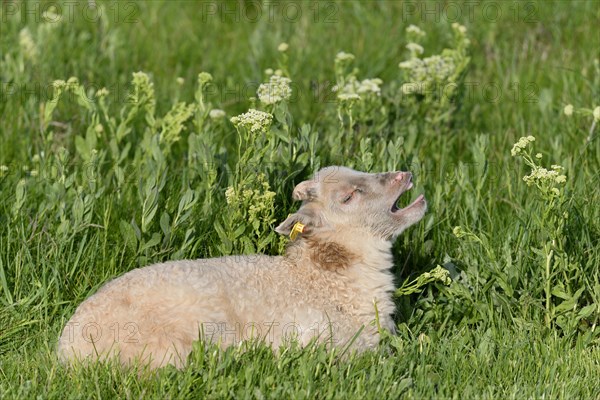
[289,222,305,241]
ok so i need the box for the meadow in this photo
[0,0,599,398]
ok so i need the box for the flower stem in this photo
[545,245,554,326]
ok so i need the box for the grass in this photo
[1,0,599,398]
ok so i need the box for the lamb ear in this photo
[275,206,322,236]
[292,180,318,201]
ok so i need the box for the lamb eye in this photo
[342,193,354,203]
[342,188,362,204]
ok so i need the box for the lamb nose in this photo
[393,172,411,183]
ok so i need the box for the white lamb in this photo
[57,166,427,368]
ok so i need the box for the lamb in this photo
[57,166,427,369]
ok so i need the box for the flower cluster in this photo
[399,55,457,94]
[451,23,470,49]
[406,42,424,56]
[198,72,213,85]
[95,87,110,98]
[523,165,567,188]
[230,109,273,133]
[395,265,451,297]
[406,24,426,38]
[19,28,38,62]
[563,103,600,122]
[129,71,156,115]
[257,74,292,105]
[510,135,536,156]
[42,6,60,22]
[398,23,469,105]
[335,77,383,101]
[225,174,277,236]
[209,109,226,119]
[335,51,355,63]
[511,136,567,197]
[451,22,468,35]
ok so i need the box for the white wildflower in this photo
[95,87,109,97]
[265,68,274,76]
[230,109,273,133]
[535,153,542,159]
[225,187,236,205]
[563,104,574,116]
[406,25,426,37]
[277,42,289,52]
[19,28,38,62]
[399,55,456,95]
[452,226,466,238]
[176,77,185,85]
[198,72,213,85]
[337,93,361,101]
[335,52,355,62]
[401,83,419,94]
[337,77,382,101]
[511,136,536,156]
[42,6,60,22]
[257,75,292,105]
[209,109,226,119]
[357,78,383,96]
[406,42,424,55]
[66,77,79,90]
[52,80,66,89]
[452,23,467,34]
[399,60,415,69]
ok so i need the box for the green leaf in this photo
[119,220,138,252]
[577,304,597,319]
[160,212,171,236]
[140,233,161,252]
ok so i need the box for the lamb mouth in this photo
[390,183,424,213]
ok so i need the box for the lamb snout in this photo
[391,171,413,192]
